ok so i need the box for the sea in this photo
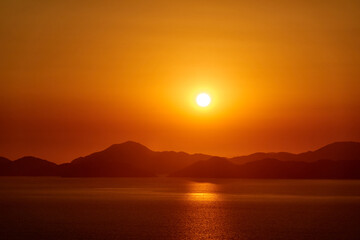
[0,177,359,240]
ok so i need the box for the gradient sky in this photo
[1,0,360,163]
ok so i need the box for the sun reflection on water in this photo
[179,181,231,239]
[185,182,221,201]
[186,192,219,201]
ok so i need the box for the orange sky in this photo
[1,0,360,163]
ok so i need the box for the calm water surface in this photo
[0,177,359,240]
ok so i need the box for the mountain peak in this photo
[316,141,360,151]
[14,156,58,167]
[15,156,49,162]
[106,141,151,152]
[308,141,360,161]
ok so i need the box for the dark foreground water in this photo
[0,178,359,240]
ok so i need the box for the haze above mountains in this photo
[1,141,360,178]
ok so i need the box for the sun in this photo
[196,93,211,107]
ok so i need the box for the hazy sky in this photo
[1,0,360,163]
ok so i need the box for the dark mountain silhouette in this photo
[0,141,210,177]
[230,141,360,164]
[298,142,360,161]
[0,141,359,178]
[60,141,155,177]
[170,158,360,179]
[150,151,211,175]
[59,142,155,177]
[0,156,10,164]
[59,161,155,177]
[12,156,59,176]
[234,158,360,179]
[0,156,59,176]
[230,152,299,164]
[170,157,240,178]
[60,141,211,177]
[0,157,12,175]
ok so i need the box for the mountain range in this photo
[170,157,360,179]
[1,141,360,178]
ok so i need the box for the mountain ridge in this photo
[0,141,359,178]
[170,157,360,179]
[230,141,360,164]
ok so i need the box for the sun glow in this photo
[196,93,211,107]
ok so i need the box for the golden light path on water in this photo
[179,181,237,240]
[185,182,220,201]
